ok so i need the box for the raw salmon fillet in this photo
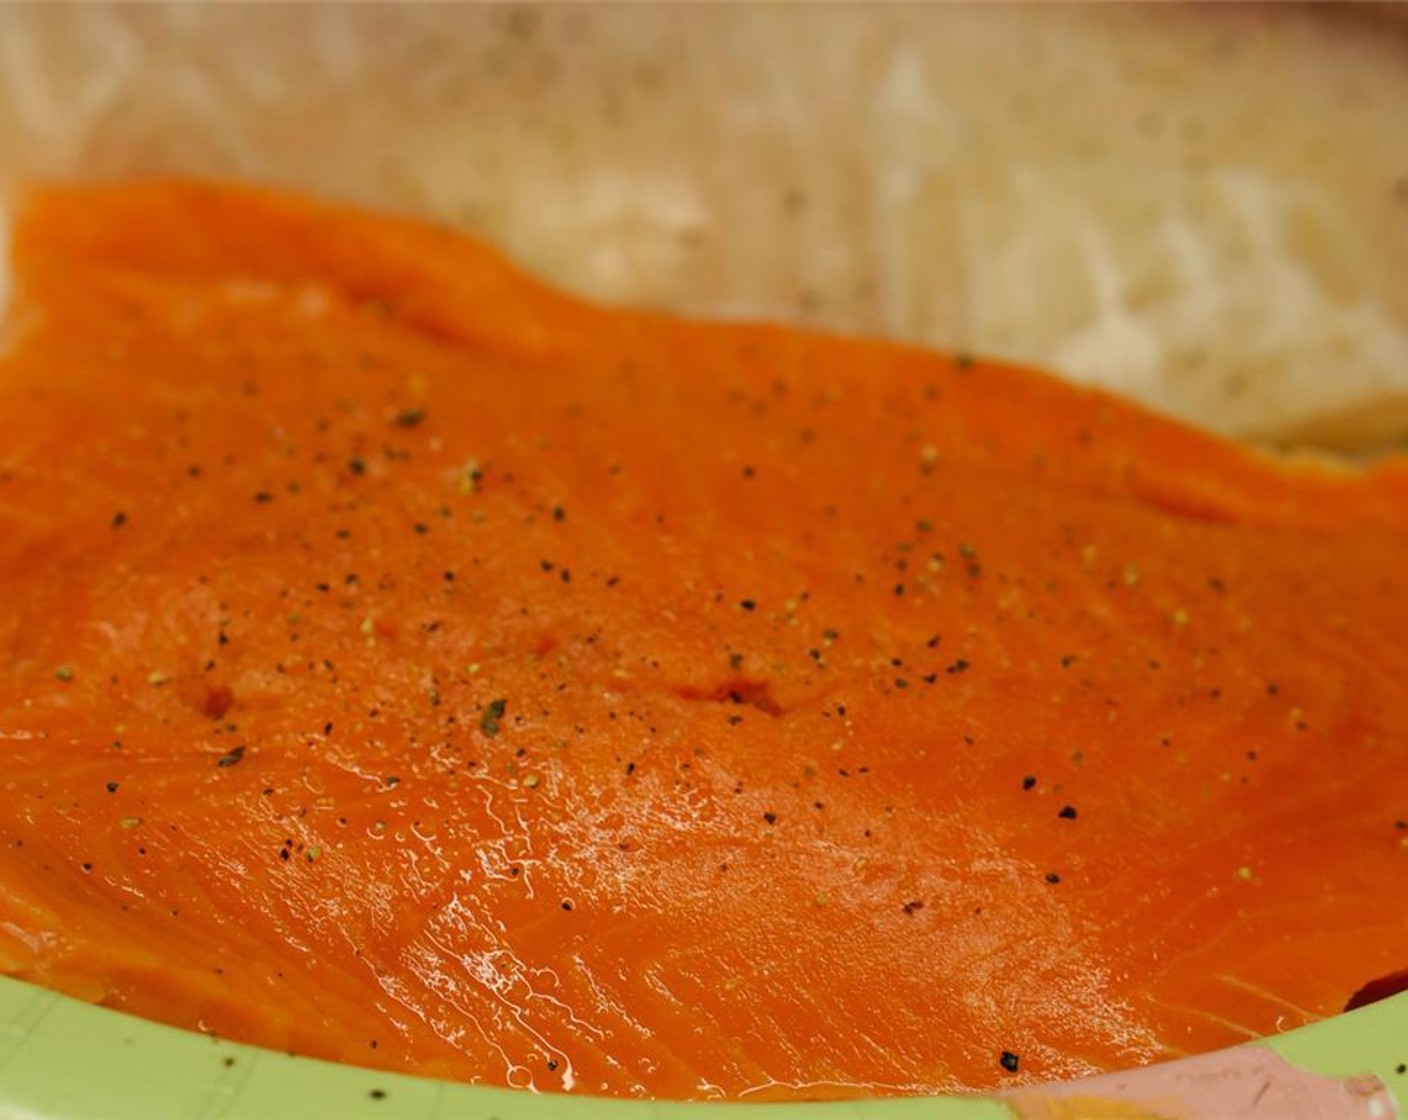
[1,181,1407,1100]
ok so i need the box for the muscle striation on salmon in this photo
[1,181,1407,1100]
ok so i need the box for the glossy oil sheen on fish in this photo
[0,182,1407,1100]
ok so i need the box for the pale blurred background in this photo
[1,3,1406,449]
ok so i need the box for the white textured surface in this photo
[0,4,1406,446]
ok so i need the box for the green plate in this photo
[0,975,1403,1119]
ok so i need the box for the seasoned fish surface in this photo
[1,183,1407,1099]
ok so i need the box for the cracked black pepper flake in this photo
[106,781,119,794]
[392,407,425,428]
[1022,775,1037,791]
[253,491,273,504]
[111,511,128,529]
[480,698,507,738]
[1000,1050,1020,1073]
[369,1088,386,1100]
[739,599,757,612]
[947,659,970,674]
[1058,805,1078,820]
[902,899,925,916]
[216,745,246,768]
[762,811,777,825]
[1045,872,1061,884]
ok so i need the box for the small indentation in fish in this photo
[675,678,784,717]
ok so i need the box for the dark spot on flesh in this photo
[203,686,234,720]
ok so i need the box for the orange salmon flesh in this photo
[1,182,1407,1100]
